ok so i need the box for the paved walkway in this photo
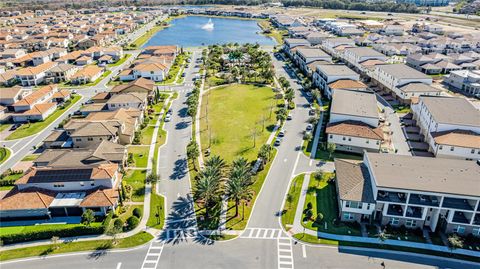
[288,173,480,259]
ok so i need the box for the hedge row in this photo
[1,225,104,245]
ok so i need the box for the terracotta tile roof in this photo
[16,61,57,76]
[52,89,70,99]
[71,65,103,79]
[0,86,24,99]
[431,130,480,149]
[13,85,57,106]
[111,77,154,93]
[328,79,367,89]
[91,163,118,179]
[326,120,384,140]
[21,102,56,115]
[0,187,56,210]
[134,62,168,72]
[80,188,118,207]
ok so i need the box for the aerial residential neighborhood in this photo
[0,1,479,269]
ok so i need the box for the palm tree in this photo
[187,141,200,170]
[227,158,253,217]
[276,108,288,125]
[258,144,273,163]
[284,90,295,103]
[204,155,226,175]
[194,169,222,220]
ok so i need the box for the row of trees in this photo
[281,0,419,13]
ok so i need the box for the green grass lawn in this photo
[225,149,277,230]
[0,222,102,237]
[0,147,11,164]
[129,25,164,48]
[128,146,149,168]
[293,233,339,246]
[161,53,187,85]
[107,54,131,67]
[281,174,305,230]
[147,183,165,229]
[200,84,277,163]
[21,154,39,161]
[302,174,361,236]
[0,232,153,262]
[123,169,146,202]
[0,123,11,132]
[6,95,81,140]
[140,125,155,145]
[118,205,143,223]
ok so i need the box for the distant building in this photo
[396,0,449,6]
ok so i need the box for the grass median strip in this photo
[6,95,81,140]
[147,183,165,230]
[281,174,305,230]
[0,147,11,164]
[0,232,153,262]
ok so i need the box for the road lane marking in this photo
[302,244,307,258]
[116,262,122,269]
[277,237,294,269]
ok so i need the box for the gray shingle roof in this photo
[376,64,431,80]
[420,96,480,127]
[331,89,378,119]
[334,159,374,203]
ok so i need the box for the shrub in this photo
[1,226,104,245]
[133,207,143,218]
[102,210,114,231]
[126,216,140,231]
[113,218,124,232]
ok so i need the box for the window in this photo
[343,213,354,220]
[367,204,370,210]
[473,228,480,236]
[450,146,454,151]
[471,149,475,154]
[76,138,82,141]
[91,182,95,186]
[329,135,333,139]
[53,184,64,188]
[346,201,362,209]
[389,217,399,225]
[439,145,443,150]
[376,141,379,145]
[366,140,369,144]
[88,137,93,141]
[348,138,351,141]
[455,226,465,234]
[80,182,84,186]
[405,219,416,227]
[342,137,346,141]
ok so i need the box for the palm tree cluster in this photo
[205,43,274,85]
[193,155,254,228]
[187,87,200,118]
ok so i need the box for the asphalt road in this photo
[1,49,478,269]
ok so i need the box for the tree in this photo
[276,108,288,125]
[286,193,294,209]
[303,132,312,141]
[284,89,294,103]
[258,144,273,163]
[187,140,200,170]
[447,234,464,252]
[327,142,336,159]
[194,168,222,220]
[81,209,95,226]
[51,236,60,250]
[227,157,253,218]
[377,229,389,243]
[315,213,324,224]
[313,170,323,187]
[108,219,124,245]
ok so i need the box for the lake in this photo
[143,16,276,47]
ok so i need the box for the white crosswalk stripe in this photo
[277,237,294,269]
[163,228,199,240]
[141,241,165,269]
[239,228,288,240]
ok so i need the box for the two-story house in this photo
[294,47,332,75]
[313,64,360,99]
[326,89,383,154]
[411,96,480,160]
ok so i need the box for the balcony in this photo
[377,191,407,204]
[387,204,404,216]
[442,197,474,211]
[473,214,480,226]
[405,206,423,219]
[409,194,440,207]
[452,211,470,224]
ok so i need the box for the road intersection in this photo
[1,49,478,269]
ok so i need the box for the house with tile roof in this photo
[70,65,103,85]
[411,96,480,160]
[326,89,384,154]
[16,61,57,86]
[0,163,120,219]
[313,64,360,99]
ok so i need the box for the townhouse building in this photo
[313,64,360,99]
[45,63,79,83]
[294,47,331,75]
[16,61,57,86]
[335,152,480,236]
[282,38,310,58]
[106,92,147,111]
[342,47,387,74]
[444,70,480,97]
[326,89,383,154]
[411,96,480,160]
[372,64,438,103]
[0,86,31,106]
[70,65,103,85]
